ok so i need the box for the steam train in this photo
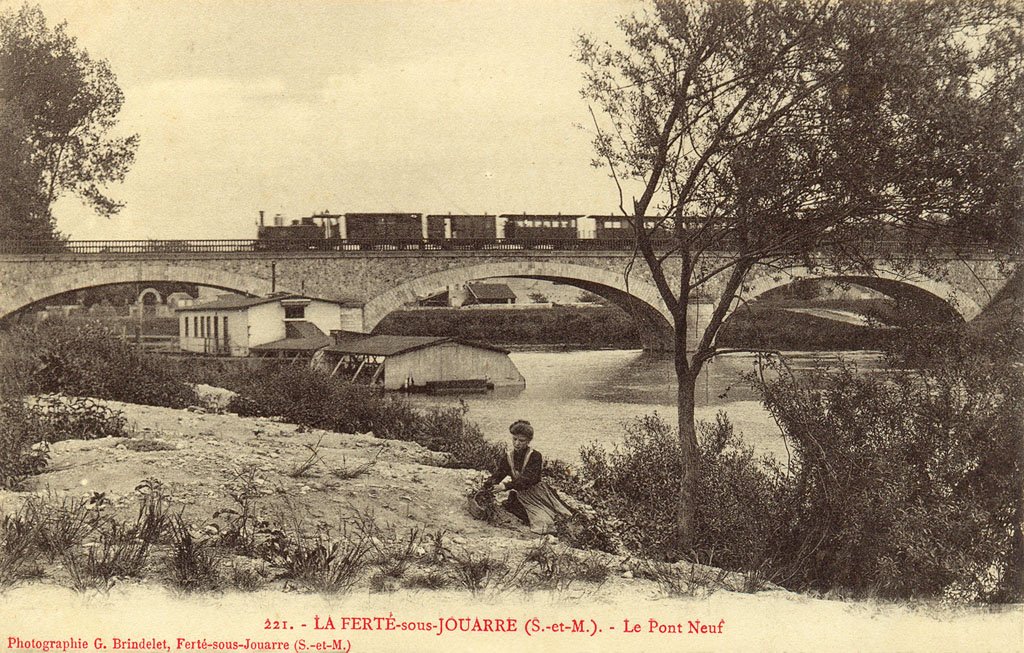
[255,211,677,250]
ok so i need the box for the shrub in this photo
[519,541,609,591]
[212,466,272,555]
[21,494,99,560]
[221,365,389,433]
[226,564,266,592]
[0,511,40,588]
[447,548,512,594]
[692,413,787,573]
[577,414,683,557]
[133,480,178,545]
[63,520,151,591]
[553,512,619,554]
[577,413,785,565]
[214,365,503,471]
[5,320,197,408]
[167,518,220,593]
[122,438,176,452]
[398,403,505,471]
[361,520,422,580]
[374,306,641,348]
[27,394,128,442]
[403,570,449,590]
[0,401,50,489]
[755,331,1023,602]
[273,533,370,593]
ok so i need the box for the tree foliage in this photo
[0,3,138,240]
[578,0,1023,549]
[756,322,1023,601]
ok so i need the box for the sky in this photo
[24,0,640,240]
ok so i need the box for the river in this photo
[409,349,884,465]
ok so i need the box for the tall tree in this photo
[0,3,138,240]
[578,0,1022,551]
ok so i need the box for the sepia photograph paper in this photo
[0,1,1021,651]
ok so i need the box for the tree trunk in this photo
[675,354,698,555]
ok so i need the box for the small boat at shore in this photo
[402,379,495,395]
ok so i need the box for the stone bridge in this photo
[0,248,1014,351]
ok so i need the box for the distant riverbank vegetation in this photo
[375,302,914,351]
[374,306,643,349]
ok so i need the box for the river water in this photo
[409,349,884,465]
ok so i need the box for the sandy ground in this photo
[0,398,1020,652]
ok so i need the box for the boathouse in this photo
[313,334,525,391]
[464,282,516,305]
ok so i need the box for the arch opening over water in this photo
[732,267,982,323]
[361,262,676,351]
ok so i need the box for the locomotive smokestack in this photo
[259,210,265,227]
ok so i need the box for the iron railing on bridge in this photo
[0,237,661,254]
[0,236,1003,256]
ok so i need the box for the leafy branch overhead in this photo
[580,0,1021,305]
[0,3,139,239]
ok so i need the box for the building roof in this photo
[249,321,332,351]
[322,335,508,357]
[175,293,355,312]
[466,283,516,301]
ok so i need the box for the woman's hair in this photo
[509,419,534,439]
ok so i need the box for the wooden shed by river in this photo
[312,334,525,391]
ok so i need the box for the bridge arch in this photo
[1,263,274,320]
[361,261,675,351]
[731,265,984,322]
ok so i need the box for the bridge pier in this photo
[630,301,713,353]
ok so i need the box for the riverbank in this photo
[375,303,908,351]
[374,306,643,349]
[0,398,1019,653]
[0,397,747,597]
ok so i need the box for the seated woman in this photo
[486,419,572,534]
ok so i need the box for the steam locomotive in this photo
[255,211,675,250]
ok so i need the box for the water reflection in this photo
[409,349,883,465]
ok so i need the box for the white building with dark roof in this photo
[175,294,359,358]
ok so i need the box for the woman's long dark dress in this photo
[489,447,572,533]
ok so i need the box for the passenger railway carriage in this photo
[255,211,681,250]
